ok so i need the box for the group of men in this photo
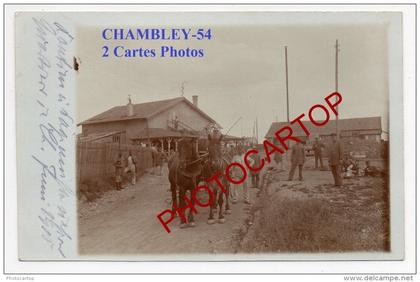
[113,128,345,195]
[229,146,261,205]
[151,145,166,175]
[114,144,170,190]
[288,133,344,187]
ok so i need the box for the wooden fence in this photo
[77,142,154,188]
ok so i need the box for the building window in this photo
[112,135,120,143]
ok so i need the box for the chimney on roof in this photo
[127,95,134,116]
[192,95,198,107]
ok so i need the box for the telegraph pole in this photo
[285,46,290,123]
[252,119,256,145]
[284,46,291,168]
[335,39,340,137]
[256,117,259,144]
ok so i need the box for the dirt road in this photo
[78,158,388,255]
[78,166,256,255]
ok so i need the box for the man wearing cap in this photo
[250,146,262,189]
[288,141,306,181]
[208,128,223,159]
[328,133,344,187]
[312,136,325,169]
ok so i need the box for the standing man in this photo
[328,133,344,187]
[230,148,242,204]
[312,136,324,169]
[151,145,158,175]
[114,153,124,191]
[288,141,306,181]
[126,151,136,185]
[250,146,261,189]
[242,148,254,205]
[167,149,176,168]
[156,147,164,176]
[208,127,223,159]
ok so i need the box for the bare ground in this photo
[78,165,257,255]
[239,160,389,253]
[78,159,389,255]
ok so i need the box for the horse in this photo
[202,136,232,224]
[168,138,203,228]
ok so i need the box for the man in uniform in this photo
[328,133,344,187]
[114,153,124,190]
[250,146,262,189]
[126,151,136,185]
[312,136,324,169]
[288,141,306,181]
[208,127,223,159]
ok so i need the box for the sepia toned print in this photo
[75,13,393,255]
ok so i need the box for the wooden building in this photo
[78,95,221,151]
[265,116,384,158]
[265,116,383,143]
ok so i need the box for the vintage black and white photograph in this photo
[73,12,397,256]
[6,1,419,279]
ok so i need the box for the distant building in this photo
[78,96,221,151]
[222,135,255,148]
[265,116,383,143]
[265,116,384,158]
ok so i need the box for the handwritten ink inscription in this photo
[31,17,74,258]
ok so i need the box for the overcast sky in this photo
[76,12,397,141]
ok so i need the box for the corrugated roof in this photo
[131,128,198,140]
[265,116,382,139]
[79,97,218,126]
[78,130,124,142]
[223,134,244,141]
